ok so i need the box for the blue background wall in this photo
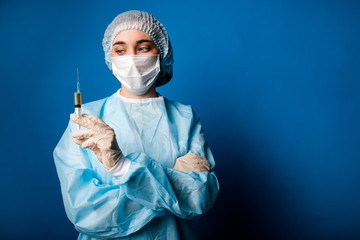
[0,0,359,239]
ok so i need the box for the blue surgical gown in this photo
[53,91,219,239]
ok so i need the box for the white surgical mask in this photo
[111,54,160,95]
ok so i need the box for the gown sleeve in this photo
[164,111,219,218]
[53,113,219,238]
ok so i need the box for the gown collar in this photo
[113,88,164,103]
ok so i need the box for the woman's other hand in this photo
[174,151,210,173]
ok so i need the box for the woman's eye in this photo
[116,50,125,54]
[139,47,149,52]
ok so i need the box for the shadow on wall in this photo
[193,140,295,240]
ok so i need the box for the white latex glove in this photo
[173,151,211,173]
[70,113,122,170]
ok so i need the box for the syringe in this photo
[74,68,81,131]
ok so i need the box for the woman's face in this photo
[111,29,160,57]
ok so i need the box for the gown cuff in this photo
[107,155,131,177]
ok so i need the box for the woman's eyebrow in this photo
[113,39,153,46]
[113,41,126,46]
[136,39,153,44]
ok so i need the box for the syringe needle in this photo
[77,67,80,92]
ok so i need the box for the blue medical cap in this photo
[102,10,174,87]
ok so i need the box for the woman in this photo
[54,10,219,240]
